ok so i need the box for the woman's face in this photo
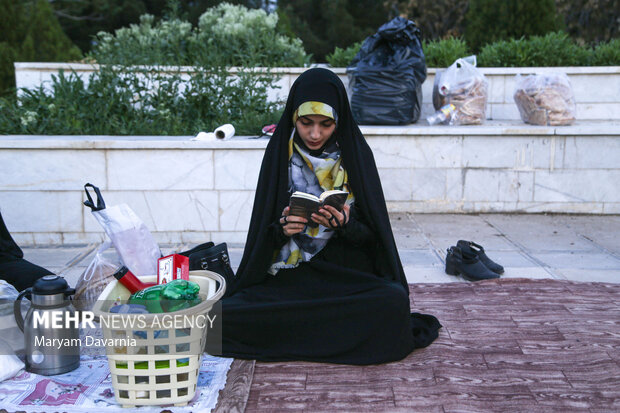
[295,114,336,150]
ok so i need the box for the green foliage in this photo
[423,38,470,68]
[324,32,617,68]
[0,0,27,45]
[592,39,620,66]
[326,42,361,67]
[278,0,388,62]
[91,14,194,65]
[0,0,81,95]
[477,32,592,67]
[0,67,281,135]
[555,0,619,44]
[384,0,468,40]
[90,3,308,67]
[465,0,563,52]
[51,0,257,53]
[1,3,298,136]
[0,43,17,95]
[20,0,82,62]
[193,3,308,66]
[326,37,471,68]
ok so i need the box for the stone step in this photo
[1,120,619,245]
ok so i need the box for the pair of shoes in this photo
[445,240,503,282]
[457,240,504,274]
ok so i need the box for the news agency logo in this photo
[33,310,217,330]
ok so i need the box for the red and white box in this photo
[157,254,189,284]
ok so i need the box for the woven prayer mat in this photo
[245,278,620,412]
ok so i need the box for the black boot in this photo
[178,241,215,258]
[181,242,235,290]
[445,246,499,281]
[456,240,504,274]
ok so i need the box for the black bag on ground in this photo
[347,17,426,125]
[180,242,235,292]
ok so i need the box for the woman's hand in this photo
[311,204,350,229]
[280,206,307,237]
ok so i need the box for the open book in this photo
[288,190,348,228]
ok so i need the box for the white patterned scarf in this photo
[268,129,354,275]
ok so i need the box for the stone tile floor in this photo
[21,213,620,286]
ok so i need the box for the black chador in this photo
[209,68,440,365]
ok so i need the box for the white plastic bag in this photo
[513,72,576,125]
[0,338,24,382]
[437,57,488,125]
[0,280,25,354]
[83,183,161,277]
[74,241,121,311]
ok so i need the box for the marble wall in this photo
[1,123,619,245]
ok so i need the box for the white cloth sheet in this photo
[0,354,233,413]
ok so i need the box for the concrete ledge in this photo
[14,63,620,121]
[2,121,618,150]
[1,121,619,245]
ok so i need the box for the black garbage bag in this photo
[347,17,426,125]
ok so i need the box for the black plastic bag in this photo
[347,17,426,125]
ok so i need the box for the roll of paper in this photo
[214,123,235,140]
[192,131,216,141]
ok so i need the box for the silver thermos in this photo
[14,275,80,375]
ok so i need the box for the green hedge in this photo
[423,38,470,68]
[326,32,620,68]
[478,32,592,67]
[325,42,362,68]
[592,38,620,66]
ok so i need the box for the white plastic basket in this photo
[92,270,225,407]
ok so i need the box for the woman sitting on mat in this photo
[211,68,440,365]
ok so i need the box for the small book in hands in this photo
[288,190,348,228]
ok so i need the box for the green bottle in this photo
[129,279,201,313]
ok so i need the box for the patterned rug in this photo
[245,278,620,412]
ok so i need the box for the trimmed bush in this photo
[592,38,620,66]
[326,42,362,67]
[423,37,470,68]
[478,32,592,67]
[327,38,470,69]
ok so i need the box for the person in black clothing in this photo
[0,211,53,291]
[210,68,440,365]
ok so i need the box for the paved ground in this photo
[21,213,620,286]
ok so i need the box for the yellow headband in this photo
[293,101,338,124]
